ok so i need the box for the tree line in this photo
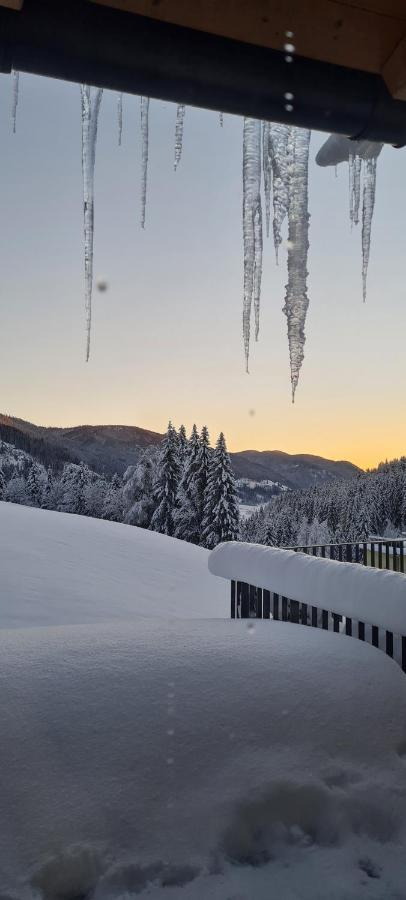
[243,457,406,547]
[0,422,240,548]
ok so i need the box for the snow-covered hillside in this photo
[1,503,406,899]
[0,502,228,627]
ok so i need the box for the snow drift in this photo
[0,501,228,627]
[1,619,406,899]
[2,504,406,898]
[209,541,406,635]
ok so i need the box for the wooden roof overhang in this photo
[1,0,406,143]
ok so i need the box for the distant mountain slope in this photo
[0,415,161,475]
[0,415,362,485]
[230,450,361,490]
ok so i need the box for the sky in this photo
[1,73,406,469]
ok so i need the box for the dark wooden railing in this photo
[287,539,405,571]
[230,539,406,672]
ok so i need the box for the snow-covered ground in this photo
[1,502,406,899]
[0,501,228,627]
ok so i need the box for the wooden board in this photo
[0,1,23,8]
[91,0,406,75]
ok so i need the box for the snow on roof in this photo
[209,542,406,635]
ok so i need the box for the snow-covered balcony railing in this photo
[208,542,406,672]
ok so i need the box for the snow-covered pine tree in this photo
[201,432,240,549]
[177,424,188,465]
[150,422,181,536]
[58,462,90,515]
[196,425,211,535]
[26,462,44,507]
[174,424,201,543]
[123,447,158,528]
[102,473,123,522]
[41,466,53,509]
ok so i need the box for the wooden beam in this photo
[382,31,406,99]
[0,1,23,8]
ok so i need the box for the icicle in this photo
[117,92,123,146]
[140,96,149,228]
[174,103,185,171]
[81,84,103,362]
[349,153,362,226]
[269,123,290,262]
[219,112,224,127]
[242,118,263,371]
[11,70,19,134]
[262,121,272,238]
[283,127,311,403]
[361,157,377,303]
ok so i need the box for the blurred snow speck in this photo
[96,279,109,292]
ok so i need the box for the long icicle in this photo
[81,85,103,362]
[117,92,123,146]
[283,127,311,403]
[242,118,263,371]
[140,96,149,228]
[11,70,19,134]
[262,121,272,238]
[361,157,377,303]
[269,123,290,262]
[174,103,186,170]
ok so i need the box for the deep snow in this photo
[1,503,406,899]
[0,501,228,627]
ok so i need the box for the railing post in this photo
[241,582,249,618]
[230,580,236,618]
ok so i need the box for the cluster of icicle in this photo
[244,119,311,401]
[9,73,383,399]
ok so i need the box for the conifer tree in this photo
[102,473,123,522]
[201,432,239,548]
[177,424,188,465]
[174,424,201,542]
[123,448,158,528]
[26,462,43,507]
[196,425,211,530]
[150,422,181,536]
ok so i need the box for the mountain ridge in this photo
[0,414,362,488]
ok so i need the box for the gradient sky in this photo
[1,73,405,469]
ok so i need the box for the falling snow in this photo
[140,96,149,228]
[174,103,186,170]
[283,127,311,403]
[80,84,103,362]
[242,118,263,372]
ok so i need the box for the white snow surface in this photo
[209,541,406,635]
[2,505,406,899]
[0,502,228,627]
[2,618,406,899]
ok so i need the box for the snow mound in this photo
[0,502,228,627]
[209,541,406,634]
[1,620,406,898]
